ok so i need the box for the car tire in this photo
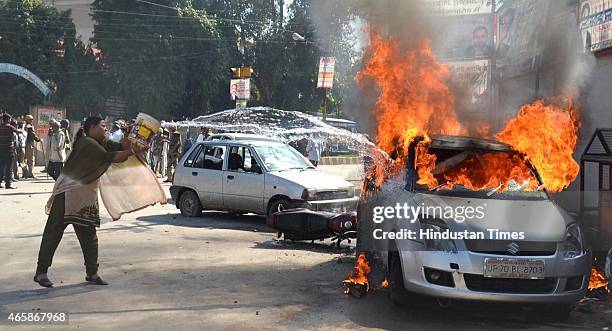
[267,198,294,216]
[388,251,416,306]
[179,190,202,217]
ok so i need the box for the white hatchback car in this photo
[170,135,359,216]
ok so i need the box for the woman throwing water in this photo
[34,116,148,287]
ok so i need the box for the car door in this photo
[222,145,265,213]
[190,143,226,209]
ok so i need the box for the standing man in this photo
[107,121,124,142]
[196,127,210,142]
[159,129,169,178]
[306,135,325,167]
[11,120,21,181]
[0,114,18,189]
[165,126,182,182]
[46,120,66,180]
[150,131,163,174]
[16,120,27,178]
[182,133,193,157]
[60,119,71,157]
[24,114,41,179]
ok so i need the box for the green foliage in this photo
[1,0,361,120]
[0,0,102,118]
[91,0,230,119]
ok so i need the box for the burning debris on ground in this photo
[342,252,389,298]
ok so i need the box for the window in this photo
[183,145,202,167]
[254,144,312,172]
[228,146,261,173]
[193,145,225,170]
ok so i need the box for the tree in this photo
[0,0,103,118]
[91,0,229,119]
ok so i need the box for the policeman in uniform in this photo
[24,115,41,179]
[151,129,165,176]
[165,126,182,182]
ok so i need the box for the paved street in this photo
[0,167,610,330]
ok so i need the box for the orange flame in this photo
[415,140,540,192]
[357,28,580,193]
[496,100,580,192]
[357,29,465,162]
[343,252,372,291]
[380,279,389,288]
[589,267,609,292]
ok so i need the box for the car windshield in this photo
[254,144,313,172]
[414,147,548,200]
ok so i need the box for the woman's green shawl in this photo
[62,136,122,184]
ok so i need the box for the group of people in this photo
[0,113,44,189]
[145,126,212,182]
[147,126,182,182]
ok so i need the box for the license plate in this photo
[484,258,545,279]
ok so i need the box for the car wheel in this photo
[268,198,294,216]
[179,190,202,217]
[388,251,416,306]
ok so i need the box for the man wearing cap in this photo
[165,126,182,182]
[107,121,124,143]
[24,114,41,179]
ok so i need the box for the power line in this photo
[0,30,316,44]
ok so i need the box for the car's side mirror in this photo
[251,164,262,174]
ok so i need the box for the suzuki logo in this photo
[507,242,520,255]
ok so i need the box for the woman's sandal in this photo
[85,275,109,285]
[33,275,54,288]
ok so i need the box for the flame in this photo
[380,279,389,288]
[496,100,580,192]
[588,267,609,292]
[343,252,372,291]
[415,140,540,192]
[357,29,580,193]
[357,29,465,162]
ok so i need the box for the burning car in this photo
[357,135,592,312]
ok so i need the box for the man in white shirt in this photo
[107,121,124,142]
[306,135,325,167]
[46,120,65,180]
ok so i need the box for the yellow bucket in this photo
[128,113,160,147]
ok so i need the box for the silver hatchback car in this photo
[170,135,359,216]
[359,136,592,313]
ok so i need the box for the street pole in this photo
[323,89,328,120]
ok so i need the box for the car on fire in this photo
[170,134,359,216]
[359,135,592,313]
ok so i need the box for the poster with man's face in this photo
[431,14,494,60]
